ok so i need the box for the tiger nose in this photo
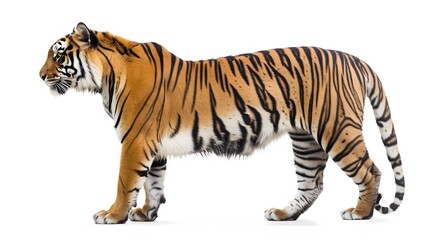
[39,67,46,81]
[40,64,49,81]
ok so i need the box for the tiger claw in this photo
[93,210,128,224]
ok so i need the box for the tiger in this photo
[39,22,404,224]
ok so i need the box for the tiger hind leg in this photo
[129,157,167,221]
[329,131,381,220]
[265,132,329,221]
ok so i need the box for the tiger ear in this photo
[73,22,98,48]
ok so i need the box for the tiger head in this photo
[39,22,102,95]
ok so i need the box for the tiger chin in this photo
[40,22,405,224]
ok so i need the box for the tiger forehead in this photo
[52,36,73,53]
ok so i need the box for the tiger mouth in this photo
[46,77,72,95]
[45,77,61,85]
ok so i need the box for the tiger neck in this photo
[100,71,127,119]
[75,54,103,93]
[91,34,133,116]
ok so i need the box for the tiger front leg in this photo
[93,140,153,224]
[129,157,167,222]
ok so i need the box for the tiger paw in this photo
[93,210,128,224]
[340,208,370,220]
[129,205,162,222]
[264,208,299,221]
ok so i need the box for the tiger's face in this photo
[39,37,77,95]
[39,23,101,95]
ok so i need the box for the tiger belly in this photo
[158,131,196,157]
[158,112,289,158]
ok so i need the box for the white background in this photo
[0,0,427,239]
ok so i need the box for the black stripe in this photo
[155,95,166,141]
[204,61,209,87]
[395,192,404,201]
[128,187,141,193]
[325,117,362,154]
[263,63,274,79]
[199,60,205,90]
[303,47,315,131]
[235,124,248,154]
[172,59,184,91]
[143,151,150,161]
[226,56,237,76]
[114,91,131,128]
[382,133,398,147]
[389,203,399,211]
[191,61,200,111]
[210,87,230,143]
[107,71,116,114]
[370,88,383,110]
[247,105,262,145]
[293,147,325,156]
[316,72,332,145]
[182,62,193,107]
[376,110,391,127]
[148,172,161,178]
[96,47,117,115]
[387,154,401,162]
[170,115,181,138]
[214,60,220,86]
[247,54,262,70]
[69,50,80,79]
[342,152,369,178]
[395,177,405,187]
[267,93,280,132]
[312,48,324,108]
[274,48,294,77]
[298,186,317,192]
[290,47,305,72]
[212,109,230,142]
[129,46,140,58]
[141,43,156,64]
[192,111,203,151]
[152,158,167,168]
[294,66,306,121]
[295,170,316,179]
[134,169,148,177]
[248,64,280,131]
[391,156,403,169]
[232,87,246,113]
[98,42,115,52]
[232,86,253,126]
[209,85,217,106]
[166,54,177,89]
[332,136,362,162]
[289,132,314,142]
[294,160,325,171]
[112,37,129,56]
[236,59,249,85]
[147,144,157,157]
[153,43,164,86]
